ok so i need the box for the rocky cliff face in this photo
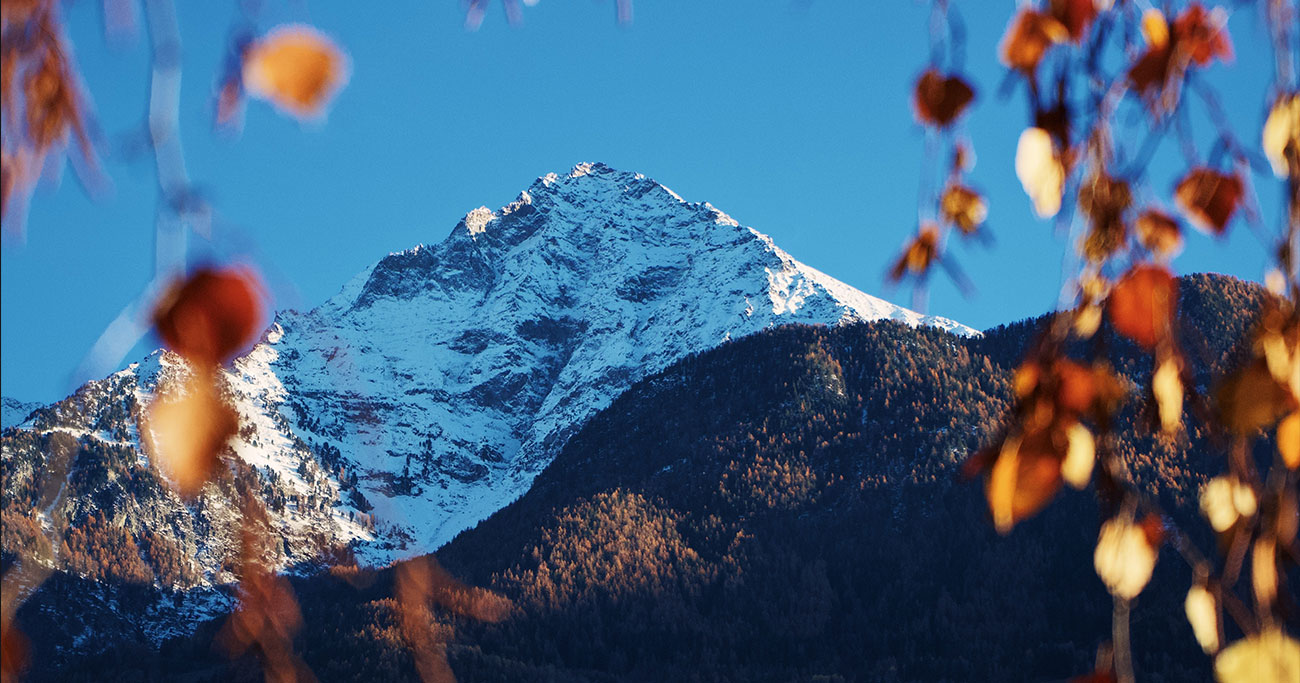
[2,163,976,601]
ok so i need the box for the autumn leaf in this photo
[242,24,349,120]
[1061,420,1095,489]
[1128,10,1177,113]
[985,431,1064,534]
[1107,263,1177,350]
[913,69,975,128]
[888,223,941,282]
[1074,304,1102,338]
[1263,93,1300,178]
[1172,2,1233,67]
[152,266,265,368]
[1199,476,1257,532]
[939,184,987,234]
[1079,171,1133,262]
[1094,515,1158,599]
[1280,489,1299,547]
[1279,412,1300,469]
[1185,583,1219,654]
[1216,358,1297,435]
[142,372,238,497]
[1048,0,1099,43]
[1253,537,1277,608]
[1000,10,1068,74]
[1140,8,1169,49]
[1152,354,1184,433]
[1053,359,1098,415]
[1215,629,1300,683]
[1135,209,1183,258]
[1015,127,1065,218]
[1014,356,1124,424]
[1174,168,1243,236]
[1129,5,1231,115]
[24,47,91,154]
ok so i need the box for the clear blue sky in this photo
[1,1,1285,404]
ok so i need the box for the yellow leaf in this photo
[1074,304,1102,338]
[1200,476,1256,532]
[1280,412,1300,469]
[1232,480,1258,519]
[1185,584,1219,654]
[1062,421,1094,489]
[1253,538,1277,608]
[1015,128,1064,218]
[939,184,988,234]
[1094,516,1157,599]
[1262,94,1299,178]
[1153,356,1183,433]
[1013,363,1041,398]
[1266,269,1288,296]
[988,435,1021,534]
[1201,477,1238,531]
[142,371,238,497]
[1141,9,1169,48]
[1135,209,1183,259]
[242,25,349,120]
[1261,332,1292,385]
[1215,629,1300,683]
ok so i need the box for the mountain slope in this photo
[1,397,41,429]
[38,273,1272,682]
[2,162,975,600]
[252,162,974,564]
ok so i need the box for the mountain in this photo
[1,398,41,429]
[29,273,1283,682]
[1,164,974,614]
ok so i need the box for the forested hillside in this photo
[23,274,1294,682]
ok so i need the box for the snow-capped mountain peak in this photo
[5,163,976,586]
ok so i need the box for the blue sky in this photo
[0,1,1286,404]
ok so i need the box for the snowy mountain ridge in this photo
[3,163,976,589]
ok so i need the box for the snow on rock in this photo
[235,162,975,564]
[5,162,978,582]
[2,397,42,429]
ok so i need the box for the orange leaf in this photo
[152,266,265,367]
[1049,0,1099,43]
[1174,168,1243,235]
[1135,209,1183,258]
[242,25,348,120]
[986,430,1064,534]
[1173,3,1233,66]
[1054,358,1097,416]
[1127,43,1176,111]
[1138,511,1166,548]
[888,224,940,282]
[1279,412,1300,469]
[913,69,975,128]
[1107,263,1177,350]
[1000,10,1069,73]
